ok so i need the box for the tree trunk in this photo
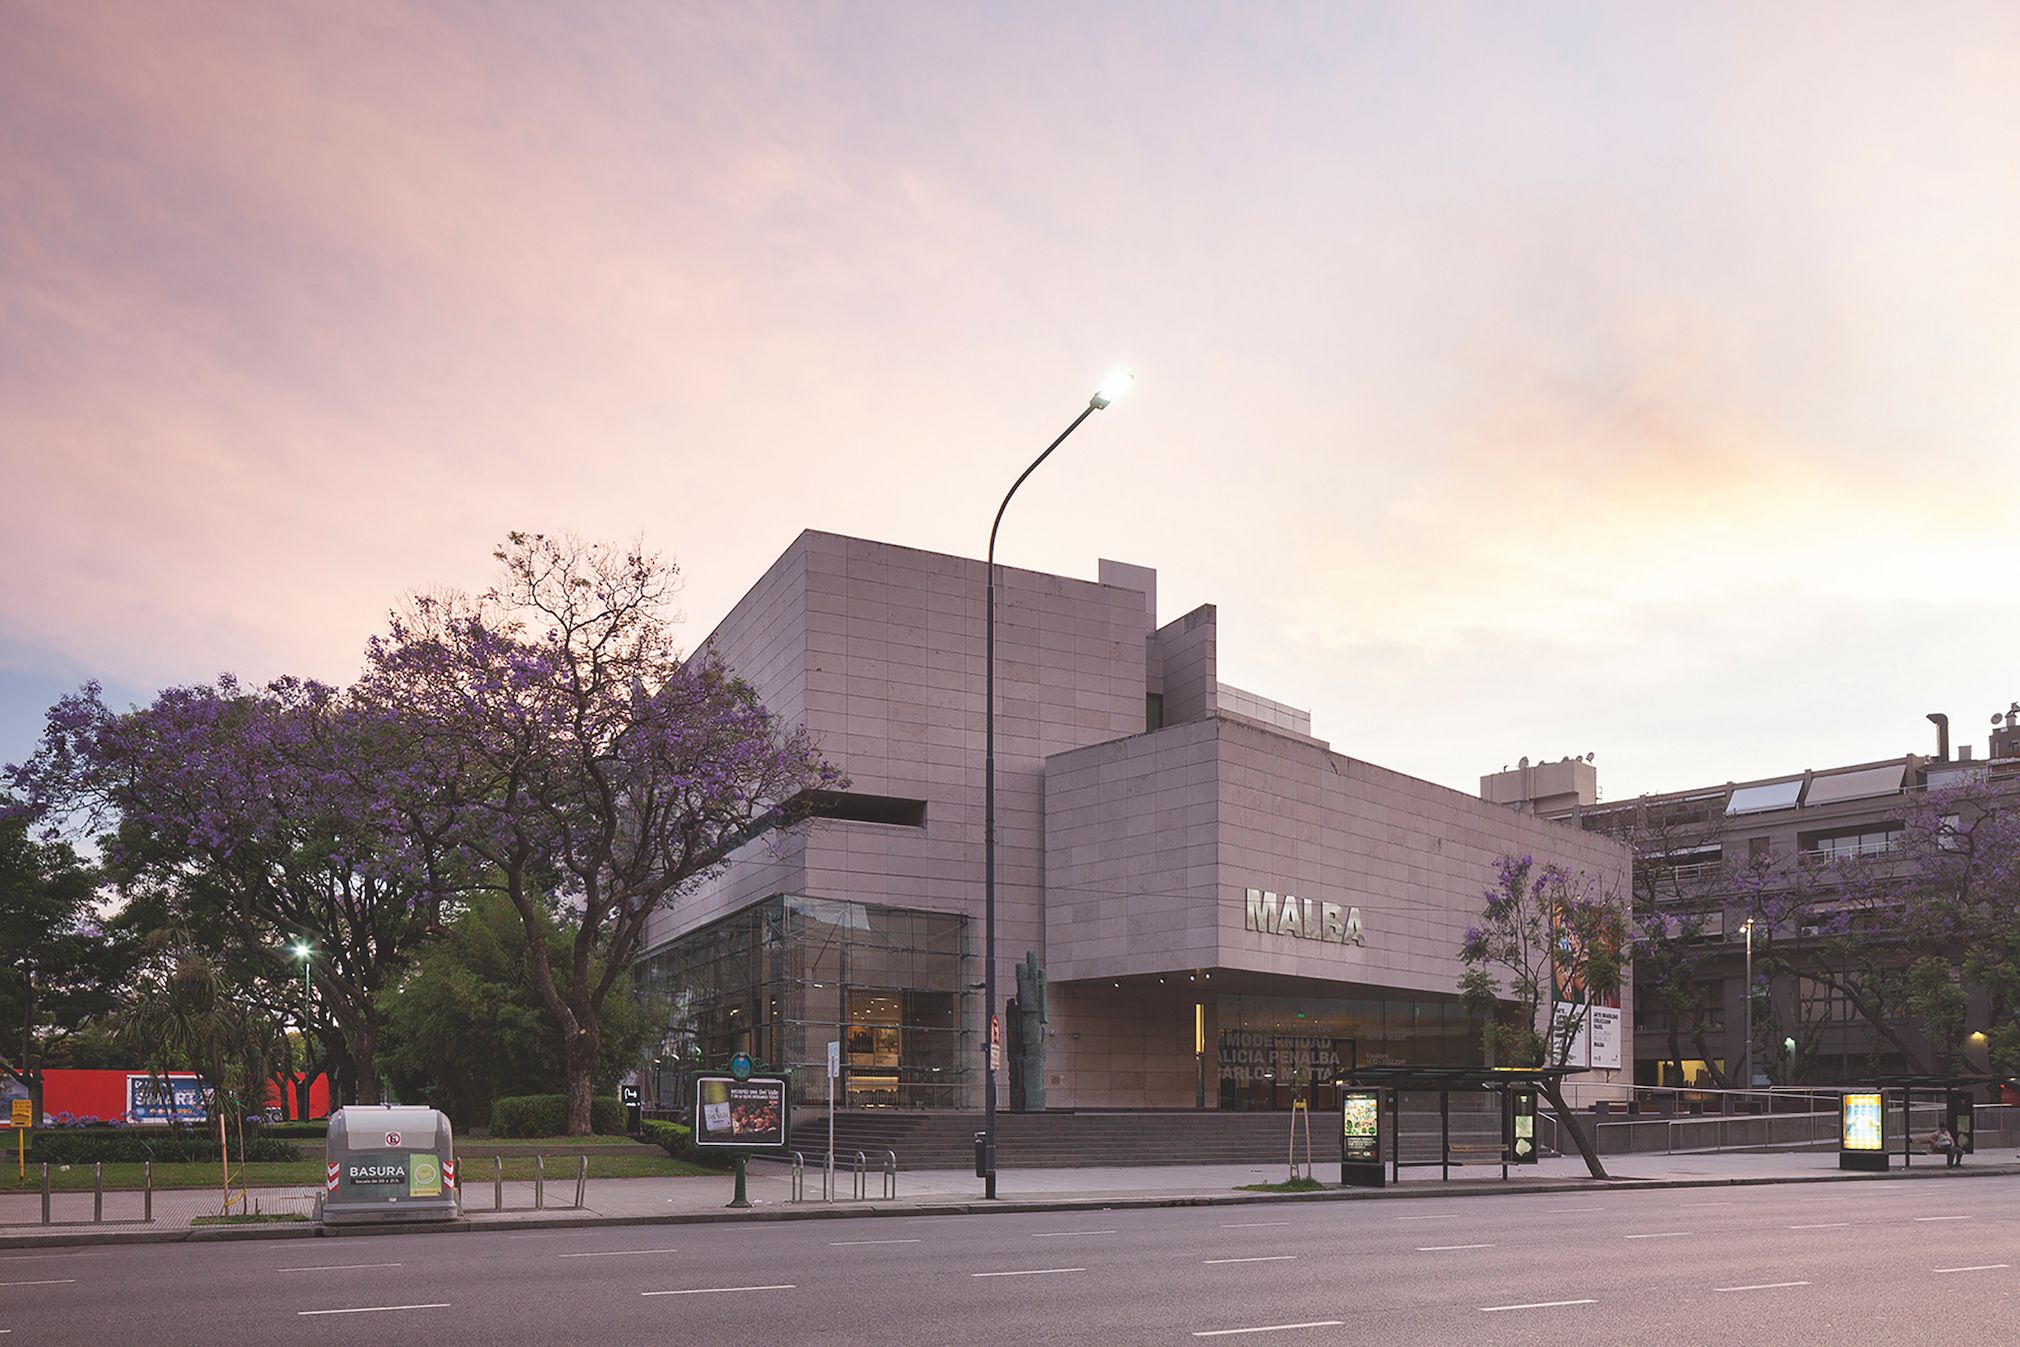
[1540,1079,1610,1180]
[564,1026,600,1136]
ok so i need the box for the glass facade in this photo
[636,894,971,1110]
[1216,991,1473,1111]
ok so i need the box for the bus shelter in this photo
[1337,1066,1585,1186]
[1840,1074,2013,1171]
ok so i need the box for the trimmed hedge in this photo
[263,1121,329,1140]
[30,1129,302,1164]
[641,1118,727,1170]
[489,1094,625,1138]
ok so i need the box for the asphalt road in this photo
[2,1175,2015,1345]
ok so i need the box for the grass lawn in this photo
[1234,1177,1328,1193]
[5,1152,716,1192]
[458,1134,650,1150]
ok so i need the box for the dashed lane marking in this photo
[971,1268,1085,1278]
[297,1304,449,1317]
[1193,1321,1345,1338]
[278,1264,404,1272]
[1417,1244,1496,1252]
[558,1249,682,1258]
[1031,1230,1118,1238]
[1933,1264,2010,1274]
[0,1280,75,1288]
[641,1285,795,1297]
[1205,1256,1298,1265]
[1480,1299,1597,1313]
[827,1239,921,1247]
[1716,1282,1811,1293]
[1623,1232,1691,1240]
[1789,1223,1850,1230]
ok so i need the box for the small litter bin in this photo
[317,1105,460,1225]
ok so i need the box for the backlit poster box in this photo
[1340,1089,1384,1187]
[1341,1091,1380,1164]
[692,1075,788,1149]
[1839,1090,1887,1171]
[1841,1092,1883,1150]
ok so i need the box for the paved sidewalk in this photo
[5,1148,2014,1247]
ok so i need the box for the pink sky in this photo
[4,2,2018,799]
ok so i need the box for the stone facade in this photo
[640,530,1632,1110]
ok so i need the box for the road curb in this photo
[5,1162,2014,1250]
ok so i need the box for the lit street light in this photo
[980,371,1132,1200]
[292,939,312,1007]
[1740,917,1755,1090]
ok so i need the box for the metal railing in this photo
[791,1150,897,1203]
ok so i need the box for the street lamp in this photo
[292,940,312,1007]
[1740,917,1755,1091]
[981,370,1133,1200]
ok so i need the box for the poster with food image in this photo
[692,1075,789,1148]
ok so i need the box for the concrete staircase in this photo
[786,1107,1516,1171]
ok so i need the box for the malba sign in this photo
[1243,888,1366,947]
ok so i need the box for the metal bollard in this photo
[144,1160,153,1223]
[791,1152,805,1203]
[535,1154,545,1210]
[824,1151,834,1203]
[574,1154,587,1209]
[41,1162,51,1224]
[853,1151,867,1201]
[883,1150,897,1200]
[494,1155,504,1212]
[94,1162,103,1223]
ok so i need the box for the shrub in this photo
[640,1118,726,1170]
[262,1121,329,1140]
[30,1128,301,1164]
[489,1094,625,1138]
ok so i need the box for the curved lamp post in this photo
[981,371,1133,1199]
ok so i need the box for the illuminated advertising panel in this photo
[692,1075,788,1148]
[1841,1092,1884,1151]
[1341,1091,1381,1165]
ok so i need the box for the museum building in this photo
[635,532,1630,1112]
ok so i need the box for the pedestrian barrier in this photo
[882,1150,897,1200]
[790,1151,806,1202]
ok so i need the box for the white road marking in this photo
[827,1239,921,1247]
[1790,1222,1851,1230]
[1205,1256,1297,1265]
[557,1248,682,1258]
[1623,1231,1692,1240]
[1480,1299,1598,1313]
[1717,1282,1811,1293]
[1221,1221,1290,1228]
[1681,1201,1734,1208]
[1934,1264,2011,1274]
[1915,1215,1973,1222]
[641,1285,795,1297]
[0,1253,105,1262]
[297,1303,449,1317]
[1539,1205,1603,1213]
[1193,1322,1344,1338]
[0,1280,75,1288]
[971,1268,1085,1278]
[1394,1214,1462,1221]
[1417,1244,1496,1252]
[278,1263,405,1272]
[1031,1230,1117,1238]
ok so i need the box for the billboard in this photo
[1841,1092,1884,1151]
[126,1074,207,1124]
[1551,893,1623,1071]
[692,1075,788,1149]
[1340,1090,1381,1165]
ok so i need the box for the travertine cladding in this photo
[639,532,1156,1065]
[1043,716,1632,1000]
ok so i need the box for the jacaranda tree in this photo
[7,677,446,1104]
[1459,854,1626,1179]
[359,533,838,1135]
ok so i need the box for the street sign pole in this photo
[826,1040,839,1203]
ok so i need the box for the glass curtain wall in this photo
[637,894,970,1110]
[1216,992,1474,1111]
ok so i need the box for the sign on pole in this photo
[989,1014,1002,1074]
[826,1041,841,1080]
[8,1099,30,1127]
